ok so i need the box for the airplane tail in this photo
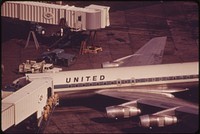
[102,36,167,68]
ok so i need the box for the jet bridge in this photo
[1,78,53,131]
[1,1,110,31]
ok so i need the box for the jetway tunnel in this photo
[1,78,54,131]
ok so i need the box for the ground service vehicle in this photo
[39,49,76,67]
[83,46,103,54]
[18,60,58,73]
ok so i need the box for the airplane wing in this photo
[97,89,198,115]
[97,88,198,127]
[102,36,167,68]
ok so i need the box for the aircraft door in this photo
[75,11,83,30]
[131,77,136,85]
[117,79,121,87]
[47,87,52,98]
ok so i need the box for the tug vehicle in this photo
[18,60,62,73]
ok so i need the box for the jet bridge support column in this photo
[88,30,97,46]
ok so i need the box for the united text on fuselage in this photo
[66,75,105,83]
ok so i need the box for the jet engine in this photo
[101,61,120,68]
[106,105,141,119]
[139,114,178,127]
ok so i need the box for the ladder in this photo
[25,31,40,50]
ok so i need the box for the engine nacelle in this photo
[101,61,120,68]
[106,105,141,119]
[139,114,178,127]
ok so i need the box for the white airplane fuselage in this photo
[25,62,199,94]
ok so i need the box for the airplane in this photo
[102,36,167,68]
[25,36,199,129]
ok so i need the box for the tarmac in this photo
[1,1,199,133]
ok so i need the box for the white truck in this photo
[19,60,62,73]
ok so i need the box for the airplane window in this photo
[71,84,76,87]
[111,81,117,84]
[168,77,174,80]
[78,16,81,21]
[135,79,139,83]
[93,82,97,86]
[176,76,183,79]
[182,76,188,79]
[85,83,90,86]
[151,78,155,82]
[188,75,192,79]
[107,81,112,84]
[148,78,152,82]
[122,80,130,84]
[99,82,104,85]
[192,75,198,78]
[140,78,146,82]
[186,75,190,79]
